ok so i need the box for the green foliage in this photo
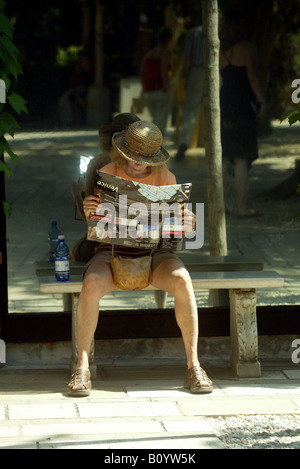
[0,1,27,215]
[281,106,300,197]
[56,45,82,67]
[281,107,300,126]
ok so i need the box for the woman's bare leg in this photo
[76,260,116,370]
[69,255,212,395]
[234,157,249,215]
[151,258,199,368]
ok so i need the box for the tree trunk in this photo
[86,0,110,126]
[201,0,227,256]
[94,0,103,86]
[81,0,91,50]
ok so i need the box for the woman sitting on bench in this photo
[68,121,213,397]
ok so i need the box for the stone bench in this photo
[33,254,264,310]
[37,265,284,379]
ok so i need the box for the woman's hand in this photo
[83,194,100,221]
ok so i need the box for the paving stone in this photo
[0,364,300,449]
[178,397,300,416]
[0,425,19,437]
[125,385,224,398]
[292,398,300,407]
[21,420,165,437]
[77,401,181,418]
[8,403,77,420]
[39,434,223,450]
[161,419,215,433]
[219,382,300,396]
[283,369,300,379]
[0,439,36,449]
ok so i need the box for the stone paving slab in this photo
[125,385,224,398]
[8,403,77,420]
[21,420,165,438]
[76,401,182,418]
[39,433,223,450]
[0,364,299,449]
[177,396,300,416]
[0,432,223,450]
[283,369,300,379]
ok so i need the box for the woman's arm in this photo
[245,42,267,118]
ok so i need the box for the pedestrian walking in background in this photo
[219,14,266,217]
[140,27,173,137]
[175,24,204,160]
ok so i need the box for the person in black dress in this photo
[219,16,266,217]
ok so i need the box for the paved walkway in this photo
[0,362,300,449]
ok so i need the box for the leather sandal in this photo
[184,365,213,394]
[68,368,91,397]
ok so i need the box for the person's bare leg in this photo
[234,158,249,215]
[152,258,212,393]
[151,258,199,368]
[76,260,116,371]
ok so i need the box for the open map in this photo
[86,170,192,250]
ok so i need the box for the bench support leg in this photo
[71,293,97,379]
[229,288,261,378]
[62,293,72,312]
[153,290,168,308]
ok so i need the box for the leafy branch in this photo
[280,93,300,195]
[281,107,300,126]
[0,0,27,216]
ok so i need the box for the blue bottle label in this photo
[55,260,69,272]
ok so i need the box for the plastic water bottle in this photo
[55,235,70,282]
[48,220,61,263]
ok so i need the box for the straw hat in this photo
[112,121,170,166]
